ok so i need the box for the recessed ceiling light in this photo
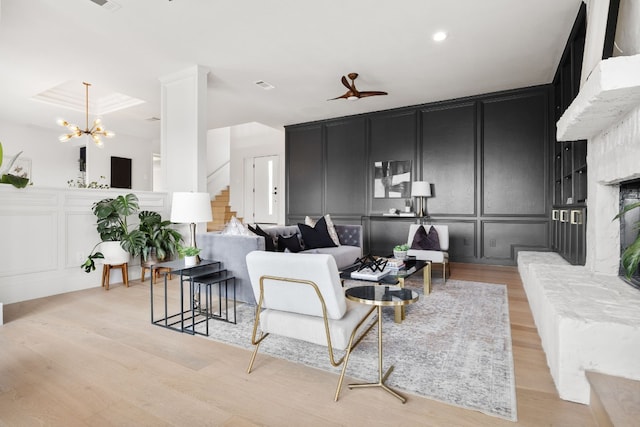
[433,31,447,42]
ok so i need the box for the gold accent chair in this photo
[245,251,377,401]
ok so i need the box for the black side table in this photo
[150,259,221,335]
[191,270,236,333]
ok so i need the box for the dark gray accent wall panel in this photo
[369,111,417,214]
[286,125,323,216]
[482,92,548,216]
[445,221,477,260]
[368,217,415,255]
[285,85,552,265]
[482,221,549,260]
[421,103,476,215]
[325,119,366,215]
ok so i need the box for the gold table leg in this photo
[349,306,407,403]
[394,278,406,323]
[424,261,432,295]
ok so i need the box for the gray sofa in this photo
[197,224,362,305]
[259,224,362,270]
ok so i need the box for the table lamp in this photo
[170,192,213,260]
[411,181,431,218]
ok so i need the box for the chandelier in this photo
[57,82,114,147]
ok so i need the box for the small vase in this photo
[184,255,197,266]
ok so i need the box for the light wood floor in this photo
[0,263,595,426]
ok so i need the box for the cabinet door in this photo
[570,208,586,265]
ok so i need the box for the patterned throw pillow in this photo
[305,214,341,246]
[221,216,251,235]
[410,225,441,250]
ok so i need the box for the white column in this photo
[159,65,209,193]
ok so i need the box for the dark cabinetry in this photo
[553,207,586,265]
[551,4,587,265]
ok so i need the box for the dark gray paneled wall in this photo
[286,125,323,217]
[325,119,367,215]
[285,86,551,265]
[421,103,476,215]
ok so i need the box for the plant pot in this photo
[100,241,130,265]
[393,250,407,260]
[184,255,197,266]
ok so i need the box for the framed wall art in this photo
[373,160,411,198]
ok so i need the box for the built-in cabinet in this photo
[285,85,552,266]
[551,4,587,265]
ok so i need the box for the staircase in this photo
[207,187,241,231]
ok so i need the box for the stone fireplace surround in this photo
[519,54,640,404]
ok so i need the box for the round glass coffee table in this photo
[344,285,419,403]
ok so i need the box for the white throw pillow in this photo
[221,216,251,235]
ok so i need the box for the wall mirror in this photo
[373,160,411,198]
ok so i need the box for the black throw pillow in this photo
[248,224,276,252]
[277,234,303,253]
[298,216,337,249]
[410,225,441,251]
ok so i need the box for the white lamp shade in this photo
[411,181,432,197]
[170,192,213,223]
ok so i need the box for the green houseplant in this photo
[614,201,640,279]
[177,245,201,257]
[138,210,183,263]
[177,244,201,267]
[81,193,146,273]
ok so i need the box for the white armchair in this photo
[407,224,450,283]
[245,251,376,401]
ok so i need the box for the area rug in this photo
[196,278,517,421]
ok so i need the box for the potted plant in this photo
[81,193,146,273]
[615,201,640,279]
[138,210,183,262]
[178,245,201,266]
[393,243,409,260]
[0,142,29,188]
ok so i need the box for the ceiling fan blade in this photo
[341,75,355,92]
[358,91,388,97]
[328,92,351,100]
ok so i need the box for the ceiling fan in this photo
[329,73,388,101]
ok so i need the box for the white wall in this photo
[207,127,231,197]
[581,0,640,83]
[582,0,612,86]
[229,122,285,224]
[0,119,155,190]
[0,119,78,188]
[613,0,640,56]
[85,130,154,191]
[0,186,170,305]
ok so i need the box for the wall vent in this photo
[89,0,121,12]
[254,80,275,90]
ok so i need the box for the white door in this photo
[253,155,279,224]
